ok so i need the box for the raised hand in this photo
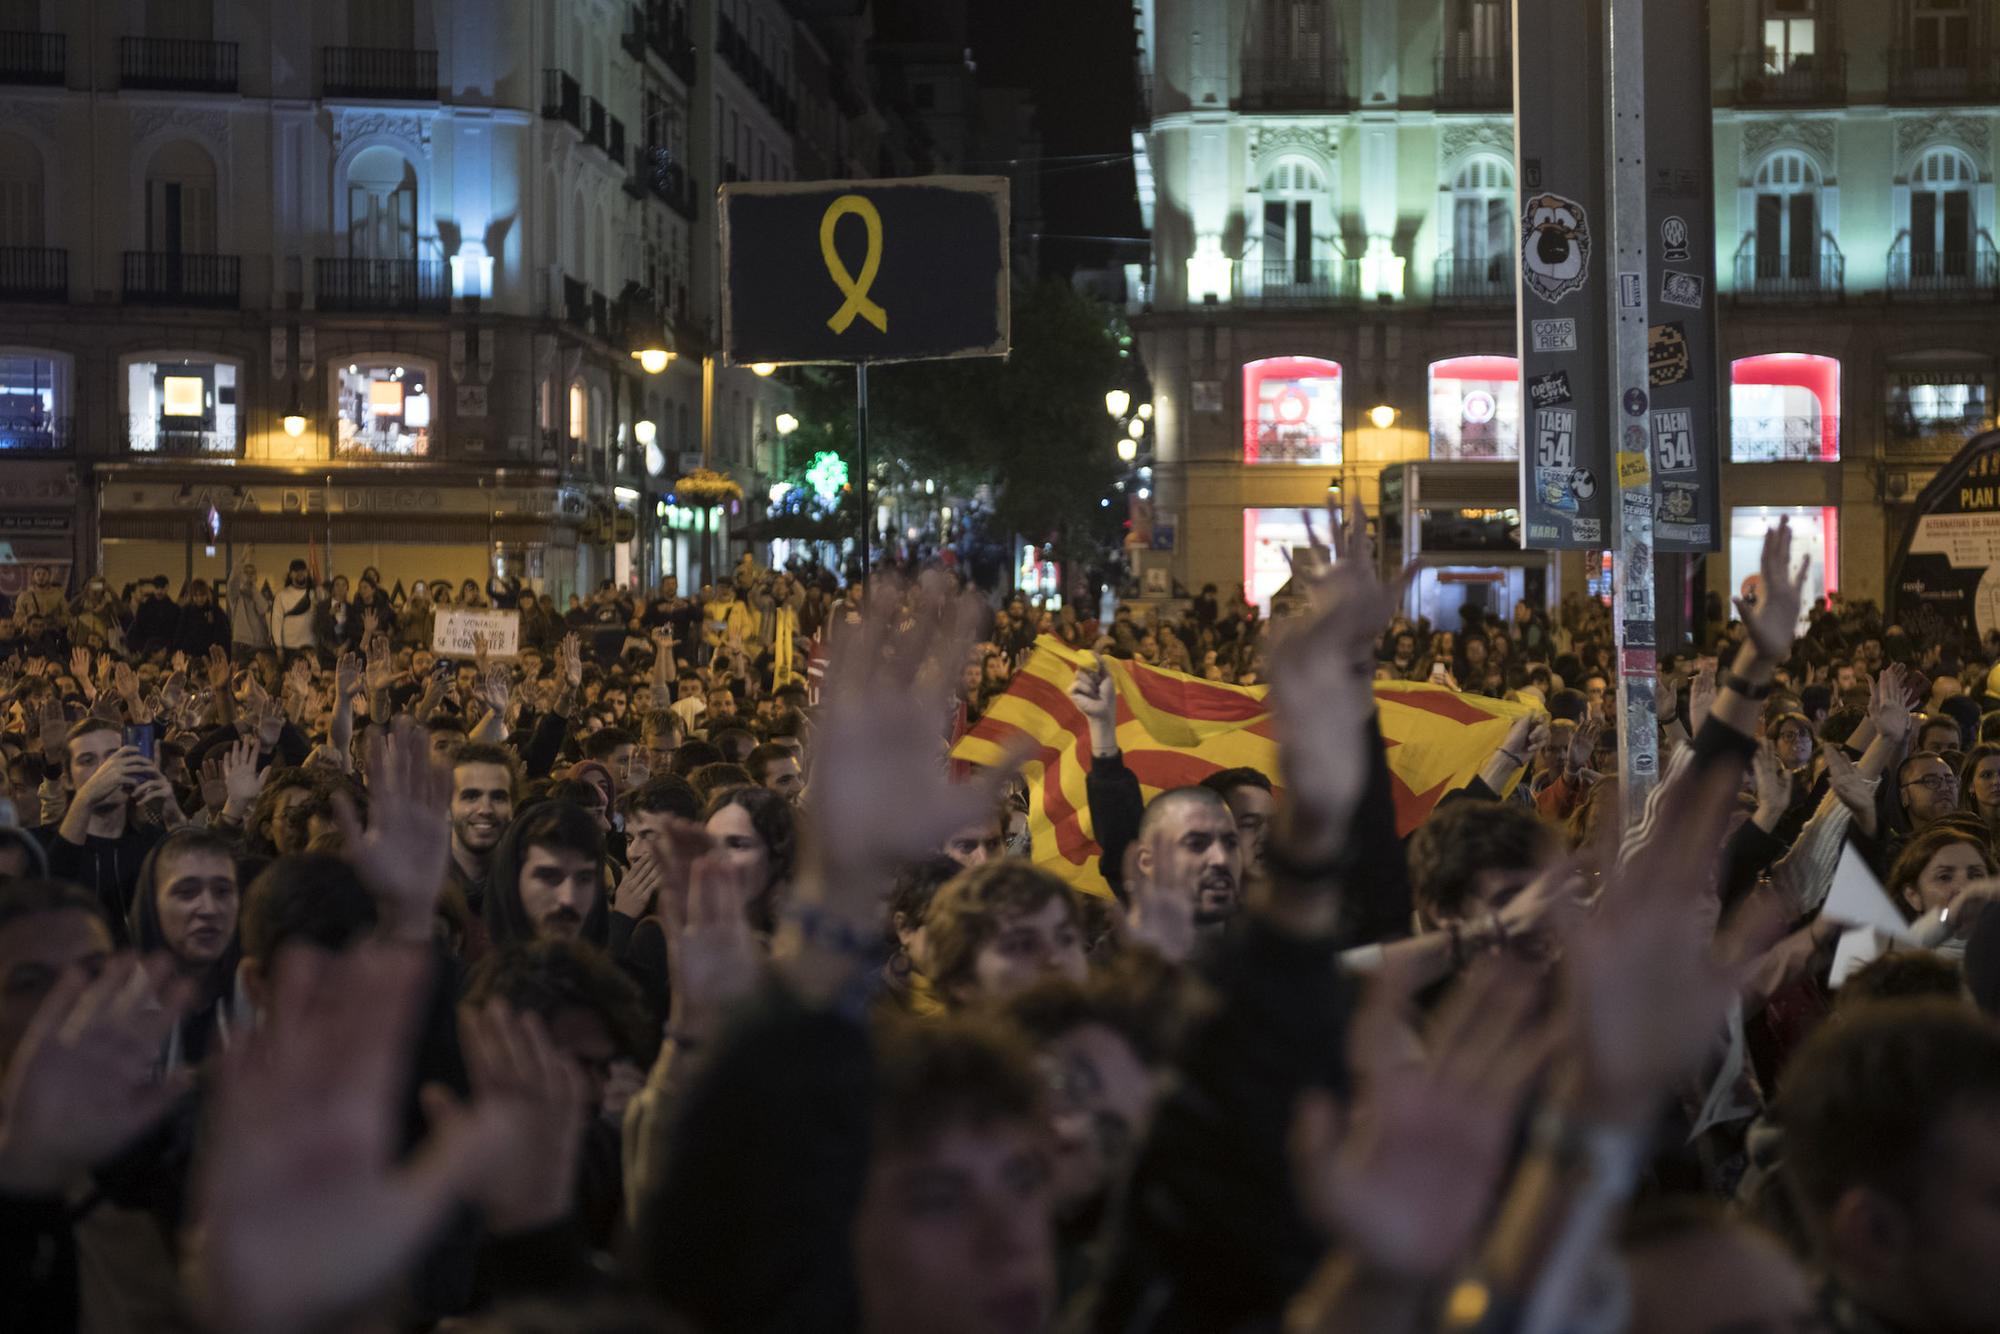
[364,635,395,694]
[37,699,66,755]
[205,644,232,691]
[1120,822,1197,964]
[664,846,762,1044]
[1066,653,1120,755]
[1290,957,1553,1281]
[171,651,190,675]
[1688,660,1718,729]
[192,945,492,1334]
[1750,740,1790,820]
[1269,497,1411,863]
[1733,518,1811,662]
[220,737,268,823]
[199,756,229,816]
[68,646,91,687]
[558,633,584,688]
[334,652,363,701]
[419,1001,589,1235]
[334,718,452,941]
[0,956,194,1194]
[1566,760,1786,1125]
[476,666,512,717]
[1823,745,1879,825]
[1869,662,1914,747]
[1565,717,1604,777]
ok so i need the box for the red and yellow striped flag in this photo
[951,636,1532,898]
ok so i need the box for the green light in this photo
[807,450,849,501]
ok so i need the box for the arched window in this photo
[568,378,588,441]
[0,132,44,248]
[1242,356,1342,464]
[1448,156,1514,284]
[1430,355,1520,460]
[1752,151,1820,282]
[1730,353,1840,462]
[145,140,217,255]
[1259,158,1328,289]
[345,145,417,263]
[1910,148,1977,280]
[333,356,434,457]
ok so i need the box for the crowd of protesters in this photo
[0,508,1998,1334]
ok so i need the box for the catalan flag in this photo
[951,636,1533,898]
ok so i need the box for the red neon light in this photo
[1731,354,1841,461]
[1431,355,1520,383]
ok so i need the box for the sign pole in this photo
[856,359,870,588]
[1607,0,1659,821]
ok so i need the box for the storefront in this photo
[94,473,592,600]
[0,461,81,599]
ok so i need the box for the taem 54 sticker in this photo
[1533,407,1577,469]
[1651,407,1695,473]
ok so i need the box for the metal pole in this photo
[700,353,714,587]
[1608,0,1659,821]
[855,360,870,588]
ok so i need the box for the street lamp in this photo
[750,362,777,377]
[628,306,674,374]
[1105,388,1131,418]
[1138,402,1153,420]
[1117,435,1138,463]
[281,412,307,438]
[774,412,799,435]
[1368,402,1398,430]
[634,419,657,445]
[1127,418,1145,440]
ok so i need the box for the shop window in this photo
[1885,365,1993,456]
[1242,356,1342,464]
[124,354,239,454]
[0,352,69,449]
[334,358,432,456]
[1730,505,1837,629]
[1429,355,1519,460]
[1244,508,1316,612]
[1730,353,1839,461]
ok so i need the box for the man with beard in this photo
[1130,787,1242,931]
[1199,767,1273,876]
[484,800,608,947]
[446,742,517,917]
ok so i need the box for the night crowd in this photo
[1,508,1998,1334]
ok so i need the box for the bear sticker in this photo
[1521,192,1592,304]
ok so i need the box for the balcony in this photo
[1436,52,1511,111]
[0,414,69,450]
[122,252,240,307]
[0,31,64,85]
[1888,47,2000,101]
[1735,51,1846,105]
[1433,254,1512,306]
[1730,237,1844,302]
[1240,56,1349,111]
[120,37,238,93]
[541,69,581,128]
[0,246,66,301]
[124,414,239,457]
[584,95,608,151]
[633,144,697,221]
[1241,259,1359,306]
[315,257,449,313]
[717,14,797,128]
[1887,234,2000,299]
[322,46,438,100]
[646,2,696,83]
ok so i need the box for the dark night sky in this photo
[968,2,1147,276]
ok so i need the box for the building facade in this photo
[1135,0,2000,627]
[0,0,897,602]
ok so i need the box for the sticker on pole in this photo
[1521,193,1592,304]
[1528,370,1573,408]
[1648,322,1691,386]
[1661,216,1692,262]
[1617,451,1651,490]
[1659,271,1706,310]
[1533,407,1578,470]
[1651,408,1696,473]
[1531,319,1578,352]
[1619,272,1644,308]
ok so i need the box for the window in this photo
[1449,0,1508,60]
[1429,356,1520,460]
[345,146,417,263]
[1731,506,1837,625]
[124,355,240,454]
[1260,158,1328,287]
[1762,0,1819,75]
[1730,353,1840,461]
[1243,356,1342,464]
[1449,156,1514,279]
[1910,149,1977,278]
[0,133,43,248]
[0,353,68,449]
[1885,366,1993,452]
[144,140,217,256]
[1752,151,1821,281]
[1910,0,1972,71]
[1244,508,1317,613]
[335,358,433,456]
[568,380,587,441]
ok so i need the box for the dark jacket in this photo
[129,594,181,655]
[171,602,232,659]
[126,840,244,1068]
[35,819,164,947]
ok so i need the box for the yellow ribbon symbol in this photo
[820,194,887,335]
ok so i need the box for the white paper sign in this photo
[432,608,520,659]
[1821,843,1916,941]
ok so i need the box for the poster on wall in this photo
[1642,0,1721,553]
[1890,429,2000,643]
[1514,0,1612,550]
